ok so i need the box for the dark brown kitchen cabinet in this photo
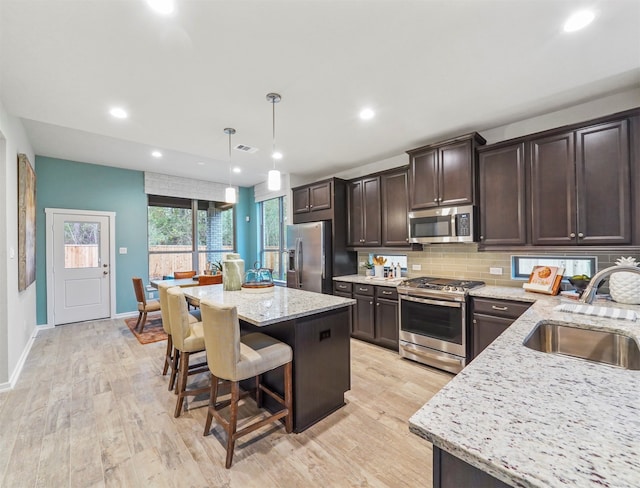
[471,297,531,360]
[478,142,527,245]
[381,169,410,246]
[347,176,381,247]
[333,282,354,333]
[352,284,375,341]
[530,120,630,245]
[293,181,332,215]
[374,287,399,350]
[407,133,486,210]
[433,447,511,488]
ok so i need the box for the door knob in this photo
[103,271,108,275]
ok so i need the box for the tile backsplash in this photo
[359,245,640,288]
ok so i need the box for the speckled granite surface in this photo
[182,285,355,326]
[333,274,404,286]
[410,285,640,488]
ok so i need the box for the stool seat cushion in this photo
[233,333,293,382]
[183,322,205,352]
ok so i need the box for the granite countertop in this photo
[333,274,404,286]
[410,285,640,488]
[182,284,355,327]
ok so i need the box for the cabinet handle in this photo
[491,305,508,311]
[433,198,438,202]
[370,301,373,305]
[310,204,313,208]
[359,287,369,292]
[406,238,409,242]
[382,291,393,295]
[376,303,380,307]
[578,232,584,238]
[480,235,484,240]
[570,232,576,238]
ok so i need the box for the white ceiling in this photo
[1,0,639,188]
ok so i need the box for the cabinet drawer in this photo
[334,281,352,293]
[376,286,398,301]
[353,284,374,296]
[472,298,531,319]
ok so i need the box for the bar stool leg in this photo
[204,373,219,436]
[284,362,293,433]
[169,349,180,392]
[174,351,190,417]
[225,381,240,469]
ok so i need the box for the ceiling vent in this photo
[234,144,258,154]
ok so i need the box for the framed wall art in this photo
[18,153,36,291]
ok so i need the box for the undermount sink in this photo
[523,321,640,370]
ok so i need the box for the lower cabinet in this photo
[471,297,531,360]
[433,447,511,488]
[334,281,399,350]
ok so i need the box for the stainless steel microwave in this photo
[408,205,477,244]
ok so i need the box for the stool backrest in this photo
[157,282,175,335]
[166,287,193,349]
[200,299,241,380]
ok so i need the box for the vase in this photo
[609,256,640,305]
[374,265,384,278]
[222,253,244,291]
[365,269,374,277]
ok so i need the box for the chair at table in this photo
[200,299,293,468]
[166,287,210,417]
[174,270,197,279]
[198,274,223,285]
[132,277,161,333]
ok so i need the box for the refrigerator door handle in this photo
[321,249,325,279]
[296,238,302,287]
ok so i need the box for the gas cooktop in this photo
[397,276,485,299]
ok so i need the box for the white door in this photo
[51,213,111,325]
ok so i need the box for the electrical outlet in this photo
[412,264,422,271]
[489,267,503,275]
[119,247,128,254]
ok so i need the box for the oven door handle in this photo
[400,342,465,369]
[399,294,462,308]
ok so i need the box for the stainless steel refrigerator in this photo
[286,221,332,294]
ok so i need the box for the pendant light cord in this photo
[272,98,276,170]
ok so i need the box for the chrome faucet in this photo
[579,265,640,303]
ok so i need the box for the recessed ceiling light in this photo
[151,150,162,158]
[272,151,283,160]
[197,161,205,166]
[232,167,241,173]
[563,10,595,32]
[359,108,375,120]
[109,107,128,119]
[146,0,175,15]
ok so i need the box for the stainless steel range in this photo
[397,277,485,374]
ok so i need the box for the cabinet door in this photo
[478,143,526,245]
[347,180,364,246]
[353,294,375,341]
[381,170,410,246]
[334,290,354,333]
[439,140,474,206]
[575,120,630,244]
[530,132,577,245]
[375,298,399,350]
[409,147,439,209]
[472,314,513,360]
[293,187,310,214]
[362,176,381,246]
[309,181,332,212]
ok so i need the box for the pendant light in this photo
[266,92,282,191]
[224,127,237,204]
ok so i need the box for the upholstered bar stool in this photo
[132,277,161,332]
[157,282,203,391]
[200,299,293,468]
[166,287,209,417]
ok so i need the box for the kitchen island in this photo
[410,286,640,488]
[183,285,355,433]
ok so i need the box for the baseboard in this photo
[115,311,140,319]
[0,325,43,392]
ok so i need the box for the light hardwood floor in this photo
[0,318,452,487]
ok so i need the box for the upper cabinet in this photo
[407,133,486,210]
[477,111,637,248]
[530,120,630,246]
[293,180,332,215]
[478,142,527,246]
[348,176,381,247]
[381,169,410,246]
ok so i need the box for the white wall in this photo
[298,87,640,184]
[0,99,36,388]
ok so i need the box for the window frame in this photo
[258,195,287,282]
[511,255,597,280]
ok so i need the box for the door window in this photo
[64,221,100,268]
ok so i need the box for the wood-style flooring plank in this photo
[1,319,452,487]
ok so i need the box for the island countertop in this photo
[182,284,355,327]
[409,286,640,488]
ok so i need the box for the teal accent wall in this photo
[35,156,257,325]
[35,157,149,324]
[236,186,258,265]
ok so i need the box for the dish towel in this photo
[554,303,637,321]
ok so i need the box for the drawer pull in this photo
[382,291,393,295]
[491,305,508,311]
[359,287,369,292]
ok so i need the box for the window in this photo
[148,195,235,280]
[259,196,287,281]
[512,255,597,280]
